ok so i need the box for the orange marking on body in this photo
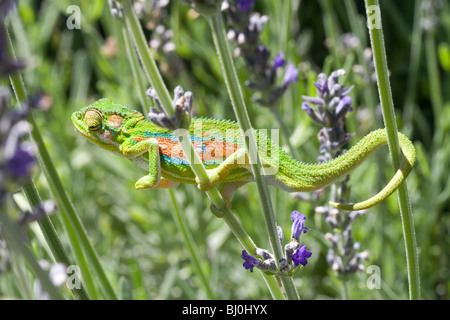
[200,140,238,163]
[99,130,114,144]
[108,115,124,128]
[157,138,185,159]
[133,136,148,142]
[153,136,239,164]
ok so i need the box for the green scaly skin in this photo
[71,98,416,211]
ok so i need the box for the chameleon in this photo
[71,98,416,211]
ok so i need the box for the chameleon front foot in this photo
[135,176,179,189]
[135,174,159,190]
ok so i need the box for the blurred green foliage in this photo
[1,0,449,299]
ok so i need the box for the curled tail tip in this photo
[329,201,355,211]
[329,201,372,211]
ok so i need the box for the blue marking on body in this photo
[144,132,214,143]
[161,155,222,167]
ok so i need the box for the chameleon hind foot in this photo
[196,149,250,192]
[209,181,249,215]
[219,181,249,209]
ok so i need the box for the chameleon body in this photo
[71,98,416,211]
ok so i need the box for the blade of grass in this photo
[365,0,421,300]
[424,25,444,146]
[403,0,424,131]
[319,0,343,68]
[122,28,152,115]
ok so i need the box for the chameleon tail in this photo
[276,129,416,211]
[328,130,416,210]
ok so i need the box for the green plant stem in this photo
[22,182,90,300]
[403,0,424,128]
[319,0,342,67]
[365,0,420,300]
[425,29,444,143]
[208,11,299,300]
[340,275,349,300]
[6,23,117,300]
[168,189,215,299]
[123,28,152,115]
[122,0,173,116]
[121,0,284,300]
[344,0,378,112]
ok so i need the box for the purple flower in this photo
[292,245,312,267]
[301,102,313,113]
[335,95,353,115]
[0,0,17,19]
[313,73,328,96]
[282,64,299,86]
[236,0,256,12]
[290,211,309,241]
[273,52,286,69]
[6,146,35,178]
[241,250,261,272]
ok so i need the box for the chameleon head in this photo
[71,98,143,152]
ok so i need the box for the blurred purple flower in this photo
[6,146,35,178]
[236,0,255,12]
[225,3,297,108]
[313,73,328,96]
[0,0,17,19]
[273,52,286,69]
[283,64,299,86]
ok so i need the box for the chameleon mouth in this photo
[71,111,91,138]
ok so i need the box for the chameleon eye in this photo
[89,123,102,131]
[85,109,103,132]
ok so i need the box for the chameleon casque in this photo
[72,98,416,211]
